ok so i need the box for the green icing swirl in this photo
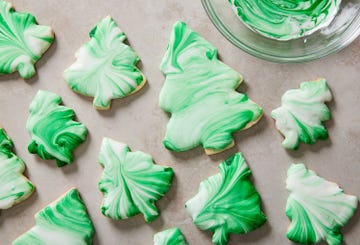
[159,21,263,155]
[98,138,174,222]
[64,16,145,110]
[0,0,54,79]
[229,0,341,40]
[271,78,332,150]
[286,163,358,245]
[154,227,188,245]
[13,188,94,245]
[185,153,267,245]
[0,128,34,209]
[26,90,88,167]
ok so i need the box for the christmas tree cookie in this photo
[272,78,332,149]
[0,127,34,209]
[154,227,188,245]
[98,138,174,222]
[185,153,267,245]
[159,21,263,155]
[26,90,88,167]
[0,0,54,79]
[64,16,146,110]
[13,188,94,245]
[286,163,358,245]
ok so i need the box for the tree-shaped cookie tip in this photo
[0,127,34,209]
[185,153,266,245]
[98,138,174,222]
[159,21,263,155]
[154,227,188,245]
[26,90,88,167]
[286,163,358,245]
[0,0,54,79]
[13,188,94,245]
[64,16,146,110]
[272,78,332,149]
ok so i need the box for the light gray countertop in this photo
[1,1,359,244]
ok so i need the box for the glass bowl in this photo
[202,0,360,63]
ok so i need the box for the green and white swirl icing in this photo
[185,153,267,245]
[159,21,263,155]
[13,188,94,245]
[286,163,358,245]
[98,138,174,222]
[0,128,34,209]
[26,90,88,167]
[271,78,332,149]
[229,0,341,40]
[154,227,188,245]
[64,16,145,110]
[0,0,54,79]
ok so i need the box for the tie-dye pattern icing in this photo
[13,188,94,245]
[98,138,173,222]
[159,22,263,155]
[271,78,332,149]
[0,128,34,209]
[185,153,266,245]
[64,16,145,110]
[26,90,88,167]
[0,0,54,78]
[154,227,188,245]
[286,163,358,245]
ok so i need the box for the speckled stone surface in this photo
[0,1,359,244]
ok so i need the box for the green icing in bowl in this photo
[229,0,341,40]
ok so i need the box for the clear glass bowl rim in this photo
[202,0,360,63]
